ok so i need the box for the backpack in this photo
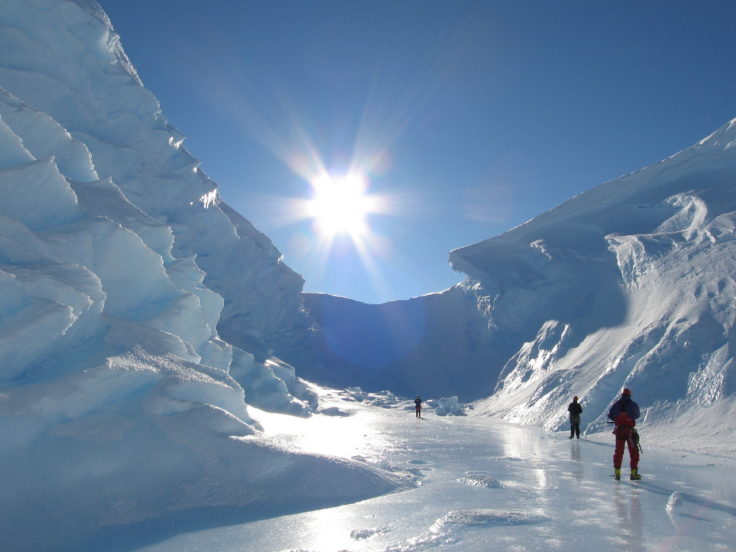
[614,412,635,440]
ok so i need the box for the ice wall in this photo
[452,118,736,453]
[301,285,510,400]
[0,0,314,378]
[0,2,401,549]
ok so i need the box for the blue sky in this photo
[97,0,736,304]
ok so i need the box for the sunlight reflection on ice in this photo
[251,406,390,462]
[138,400,736,552]
[301,507,356,551]
[294,508,393,551]
[500,425,545,461]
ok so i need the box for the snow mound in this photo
[385,509,549,552]
[666,492,684,513]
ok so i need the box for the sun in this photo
[306,173,376,238]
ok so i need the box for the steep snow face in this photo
[0,2,402,549]
[452,118,736,453]
[0,0,319,406]
[0,0,311,364]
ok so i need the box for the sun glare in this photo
[307,173,375,237]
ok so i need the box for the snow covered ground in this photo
[82,387,736,552]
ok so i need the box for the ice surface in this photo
[118,389,736,552]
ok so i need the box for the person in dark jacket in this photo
[414,395,422,418]
[567,396,583,439]
[607,388,641,480]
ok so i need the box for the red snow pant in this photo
[613,437,639,469]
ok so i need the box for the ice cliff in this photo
[0,2,400,550]
[456,119,736,454]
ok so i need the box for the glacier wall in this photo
[0,0,314,368]
[452,119,736,454]
[300,284,513,400]
[0,2,401,549]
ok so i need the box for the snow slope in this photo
[449,119,736,455]
[0,2,404,550]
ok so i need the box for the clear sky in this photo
[97,0,736,304]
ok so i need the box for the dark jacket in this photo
[568,401,583,417]
[607,395,640,424]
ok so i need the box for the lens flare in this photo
[307,173,377,238]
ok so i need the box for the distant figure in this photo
[414,395,422,418]
[607,388,641,480]
[567,396,582,439]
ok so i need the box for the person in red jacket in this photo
[607,388,641,480]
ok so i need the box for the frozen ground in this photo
[88,387,735,552]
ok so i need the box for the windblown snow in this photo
[1,1,735,550]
